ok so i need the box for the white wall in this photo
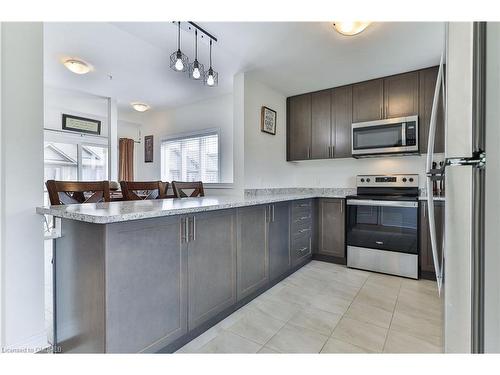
[44,87,109,137]
[1,23,45,351]
[243,74,432,190]
[121,94,234,184]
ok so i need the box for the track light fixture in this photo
[170,22,219,87]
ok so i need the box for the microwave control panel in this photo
[405,121,417,146]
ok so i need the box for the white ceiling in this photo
[44,22,445,111]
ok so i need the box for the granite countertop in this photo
[36,192,348,224]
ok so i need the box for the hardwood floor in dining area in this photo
[176,260,443,354]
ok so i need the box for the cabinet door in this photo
[332,85,353,158]
[420,201,445,275]
[352,79,384,123]
[187,210,236,330]
[419,66,445,153]
[311,90,332,159]
[318,198,346,260]
[269,202,291,281]
[237,205,269,300]
[287,94,311,160]
[383,71,419,118]
[105,216,187,353]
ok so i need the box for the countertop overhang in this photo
[36,193,343,224]
[37,192,445,224]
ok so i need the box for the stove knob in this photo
[360,178,365,183]
[409,177,414,182]
[366,178,371,183]
[402,178,407,182]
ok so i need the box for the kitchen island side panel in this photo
[55,219,106,353]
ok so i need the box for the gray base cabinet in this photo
[236,205,269,300]
[269,202,291,281]
[187,210,237,330]
[318,198,346,261]
[106,217,187,353]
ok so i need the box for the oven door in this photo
[346,199,418,254]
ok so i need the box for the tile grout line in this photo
[381,280,402,352]
[318,273,370,353]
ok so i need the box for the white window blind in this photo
[161,131,219,183]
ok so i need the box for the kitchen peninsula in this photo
[37,190,351,353]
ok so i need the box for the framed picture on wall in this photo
[144,135,154,163]
[260,106,277,135]
[62,114,101,135]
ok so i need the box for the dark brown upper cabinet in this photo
[287,94,311,161]
[310,90,332,159]
[384,71,419,119]
[286,66,442,161]
[419,66,445,153]
[352,78,384,123]
[332,85,353,158]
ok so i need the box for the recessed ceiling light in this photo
[131,102,151,112]
[63,58,91,74]
[333,22,371,36]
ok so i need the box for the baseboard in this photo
[312,253,347,265]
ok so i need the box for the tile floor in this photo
[177,260,443,353]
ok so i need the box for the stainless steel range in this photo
[346,174,419,279]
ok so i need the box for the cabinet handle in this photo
[331,145,334,158]
[298,228,311,233]
[272,205,275,222]
[340,200,343,214]
[295,215,311,222]
[298,247,308,254]
[181,218,187,243]
[188,216,196,242]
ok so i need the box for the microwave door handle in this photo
[426,51,445,296]
[401,123,406,146]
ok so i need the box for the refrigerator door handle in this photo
[426,51,446,295]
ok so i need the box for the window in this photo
[43,141,109,206]
[161,131,219,183]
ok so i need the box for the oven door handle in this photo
[347,199,418,208]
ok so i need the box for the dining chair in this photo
[171,181,205,198]
[46,180,111,205]
[120,181,165,201]
[160,181,176,199]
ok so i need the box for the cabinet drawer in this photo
[292,235,312,264]
[292,199,312,211]
[291,223,312,239]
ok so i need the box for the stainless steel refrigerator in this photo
[427,22,499,353]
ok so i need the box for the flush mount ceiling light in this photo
[63,58,91,74]
[131,102,151,112]
[170,22,189,72]
[332,22,371,36]
[204,39,218,87]
[188,29,205,80]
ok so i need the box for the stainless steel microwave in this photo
[351,115,419,157]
